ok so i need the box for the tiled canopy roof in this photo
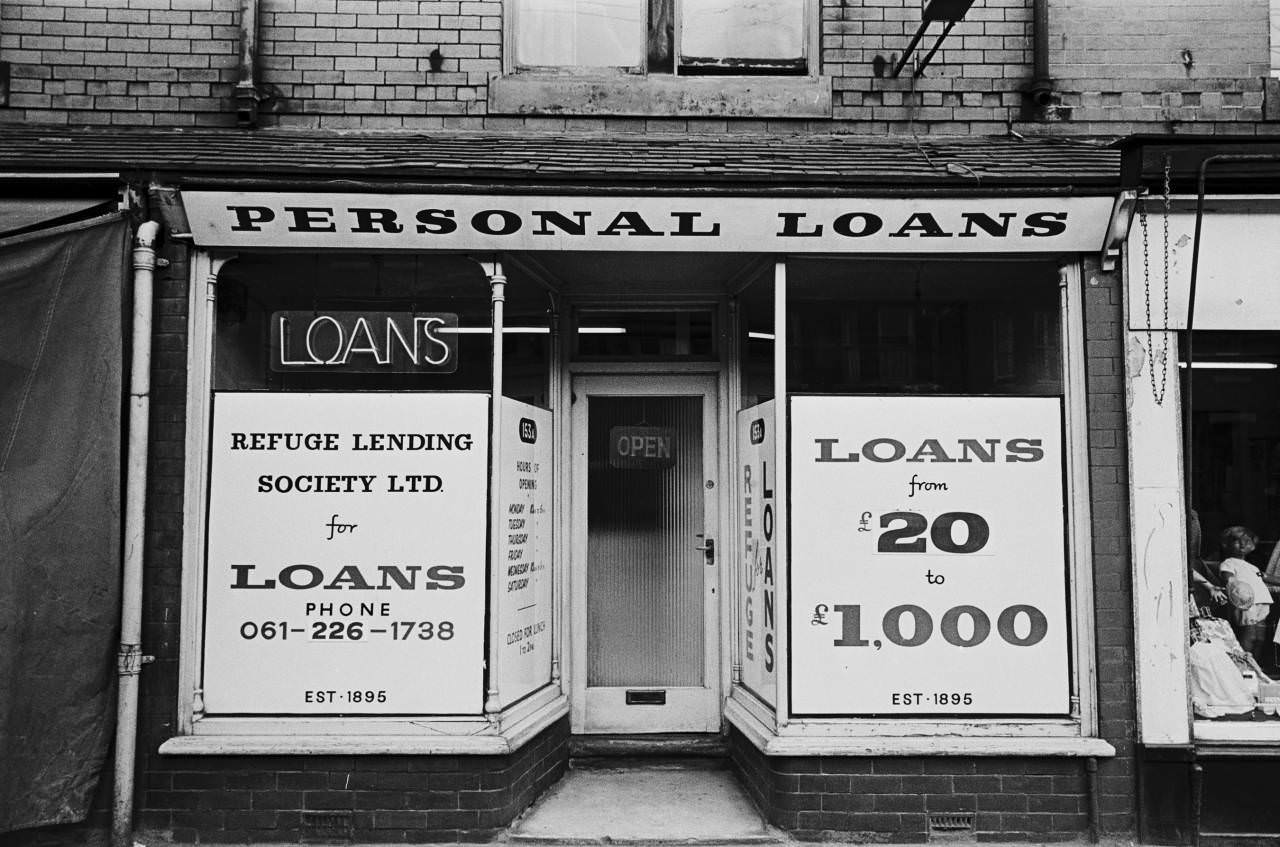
[0,126,1119,191]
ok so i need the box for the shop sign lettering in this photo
[271,310,458,373]
[789,395,1071,717]
[184,192,1115,254]
[738,403,777,707]
[201,392,488,716]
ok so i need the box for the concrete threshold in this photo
[507,761,780,845]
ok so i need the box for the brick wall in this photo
[0,0,1272,134]
[1050,0,1270,132]
[824,0,1034,131]
[1082,256,1137,836]
[731,733,1093,842]
[727,255,1136,843]
[136,718,569,843]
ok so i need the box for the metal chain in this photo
[1141,158,1173,406]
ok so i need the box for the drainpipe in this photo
[234,0,260,127]
[112,220,161,847]
[1028,0,1055,109]
[477,259,506,719]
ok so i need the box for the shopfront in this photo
[135,149,1134,843]
[1123,138,1280,845]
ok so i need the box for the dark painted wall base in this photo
[1138,745,1194,844]
[1138,745,1280,847]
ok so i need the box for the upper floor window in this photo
[513,0,808,75]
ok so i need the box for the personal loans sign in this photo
[201,392,488,715]
[183,192,1115,253]
[789,395,1070,716]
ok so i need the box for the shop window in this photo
[786,259,1063,396]
[172,251,559,747]
[512,0,807,75]
[739,272,775,407]
[572,308,716,361]
[213,254,551,406]
[762,258,1090,730]
[1186,331,1280,722]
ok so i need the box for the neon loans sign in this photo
[270,311,458,373]
[184,193,1117,253]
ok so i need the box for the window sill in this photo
[488,73,832,119]
[1194,720,1280,748]
[725,692,1115,758]
[159,690,567,756]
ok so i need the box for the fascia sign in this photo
[183,191,1117,253]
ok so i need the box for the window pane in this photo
[515,0,644,67]
[587,396,704,686]
[211,253,551,404]
[786,259,1062,396]
[680,0,804,63]
[574,310,716,360]
[1186,333,1280,720]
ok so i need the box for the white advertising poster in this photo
[201,392,489,715]
[495,399,554,708]
[737,402,777,707]
[789,396,1070,716]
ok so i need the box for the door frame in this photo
[568,372,723,734]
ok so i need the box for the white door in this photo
[570,374,721,733]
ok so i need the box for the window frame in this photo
[167,250,569,756]
[725,258,1111,758]
[507,0,815,78]
[493,0,831,119]
[1124,196,1280,748]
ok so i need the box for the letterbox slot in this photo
[625,689,666,705]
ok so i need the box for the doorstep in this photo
[506,759,780,845]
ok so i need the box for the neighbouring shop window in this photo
[1186,331,1280,721]
[214,253,551,406]
[512,0,807,75]
[784,259,1074,718]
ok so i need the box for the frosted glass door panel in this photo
[587,396,704,687]
[515,0,643,67]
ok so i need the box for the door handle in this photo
[694,535,715,565]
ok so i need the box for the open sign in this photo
[608,426,676,469]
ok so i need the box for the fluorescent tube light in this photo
[443,326,550,334]
[577,327,627,334]
[1178,361,1278,370]
[748,331,776,340]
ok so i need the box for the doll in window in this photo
[1217,526,1280,665]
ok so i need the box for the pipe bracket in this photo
[117,643,155,677]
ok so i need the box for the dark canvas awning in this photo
[0,126,1119,193]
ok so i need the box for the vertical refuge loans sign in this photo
[201,392,489,715]
[789,396,1070,716]
[737,402,777,708]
